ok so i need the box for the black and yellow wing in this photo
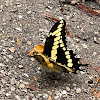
[43,20,67,61]
[43,19,82,73]
[29,19,87,73]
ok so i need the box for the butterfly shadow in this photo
[37,70,82,89]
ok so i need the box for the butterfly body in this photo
[29,19,86,73]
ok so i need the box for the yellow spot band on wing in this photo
[51,28,62,36]
[65,51,70,55]
[68,59,72,63]
[66,55,70,59]
[67,63,73,67]
[53,41,59,45]
[60,20,63,23]
[51,49,57,55]
[55,32,61,36]
[51,56,57,61]
[60,43,64,47]
[62,47,66,51]
[54,36,61,41]
[59,39,63,43]
[57,24,63,28]
[49,32,53,35]
[52,45,59,49]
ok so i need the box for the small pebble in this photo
[71,1,76,5]
[81,28,84,32]
[1,70,5,74]
[27,41,31,45]
[23,73,29,77]
[89,76,93,79]
[75,38,80,43]
[23,81,29,85]
[95,31,99,34]
[81,43,87,48]
[55,90,60,96]
[43,93,48,98]
[76,88,81,93]
[73,83,77,87]
[61,90,67,95]
[1,79,6,84]
[32,98,37,100]
[6,93,11,96]
[0,88,5,94]
[15,95,21,100]
[21,88,27,92]
[38,67,41,70]
[11,86,16,91]
[17,4,22,7]
[0,63,5,67]
[35,94,40,98]
[47,6,53,9]
[27,10,32,14]
[48,96,52,100]
[77,26,80,28]
[15,27,22,31]
[10,8,18,12]
[39,29,44,32]
[88,80,93,84]
[66,87,70,91]
[18,65,23,68]
[80,71,86,74]
[2,49,6,53]
[26,95,31,99]
[23,98,26,100]
[92,52,97,56]
[18,15,23,19]
[93,37,99,44]
[90,21,93,25]
[33,76,37,81]
[54,95,59,100]
[66,16,70,20]
[7,55,13,59]
[9,47,15,52]
[10,78,16,84]
[31,58,35,61]
[19,83,25,89]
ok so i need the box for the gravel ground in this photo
[0,0,100,100]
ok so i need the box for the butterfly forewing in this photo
[43,20,67,57]
[43,19,82,73]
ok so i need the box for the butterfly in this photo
[29,19,87,73]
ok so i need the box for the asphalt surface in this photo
[0,0,100,100]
